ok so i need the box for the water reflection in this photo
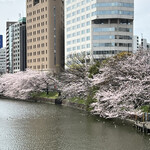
[0,99,150,150]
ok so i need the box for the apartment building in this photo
[0,47,6,74]
[6,18,27,73]
[26,0,64,73]
[65,0,134,64]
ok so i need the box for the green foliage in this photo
[140,105,150,113]
[88,61,100,78]
[113,51,131,61]
[86,86,99,111]
[101,57,111,66]
[31,91,59,99]
[69,97,86,105]
[101,52,131,67]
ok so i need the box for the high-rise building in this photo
[0,35,3,48]
[0,47,6,74]
[26,0,64,73]
[65,0,134,64]
[6,18,27,73]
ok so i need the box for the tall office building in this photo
[0,47,6,74]
[26,0,64,73]
[65,0,134,64]
[0,35,3,48]
[6,18,27,73]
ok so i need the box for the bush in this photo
[141,105,150,113]
[86,86,99,111]
[88,61,100,78]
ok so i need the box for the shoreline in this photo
[0,95,136,125]
[0,95,87,111]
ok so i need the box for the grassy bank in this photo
[31,91,59,99]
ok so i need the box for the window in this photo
[34,0,39,6]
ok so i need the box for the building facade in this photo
[0,35,3,48]
[133,36,150,53]
[6,18,27,73]
[141,38,150,51]
[65,0,134,64]
[133,35,139,53]
[0,47,6,74]
[26,0,64,73]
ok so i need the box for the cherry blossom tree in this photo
[0,70,57,100]
[58,53,91,99]
[91,51,150,118]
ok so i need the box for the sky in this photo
[0,0,150,47]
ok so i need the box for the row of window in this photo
[93,50,127,55]
[66,42,132,52]
[93,35,132,40]
[66,51,91,59]
[66,2,133,14]
[93,43,132,47]
[27,28,48,37]
[28,65,47,70]
[67,44,91,52]
[67,36,90,45]
[67,17,91,26]
[93,27,132,33]
[67,29,90,39]
[27,21,47,30]
[27,50,47,56]
[27,35,47,43]
[27,58,47,63]
[27,7,47,17]
[27,0,47,8]
[92,10,134,16]
[27,14,47,23]
[66,0,92,5]
[67,7,91,18]
[27,43,48,50]
[92,2,134,8]
[66,9,133,20]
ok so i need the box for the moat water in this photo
[0,99,150,150]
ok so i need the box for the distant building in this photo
[133,36,150,53]
[6,18,27,73]
[0,47,6,74]
[26,0,64,73]
[133,36,139,53]
[141,38,150,51]
[147,43,150,50]
[0,35,3,48]
[65,0,134,65]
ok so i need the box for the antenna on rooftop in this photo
[19,13,21,19]
[141,33,143,39]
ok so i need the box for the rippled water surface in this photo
[0,99,150,150]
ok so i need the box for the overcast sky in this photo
[0,0,150,47]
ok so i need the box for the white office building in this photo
[133,35,139,53]
[141,38,150,51]
[65,0,134,64]
[133,36,150,53]
[6,18,26,73]
[0,47,6,74]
